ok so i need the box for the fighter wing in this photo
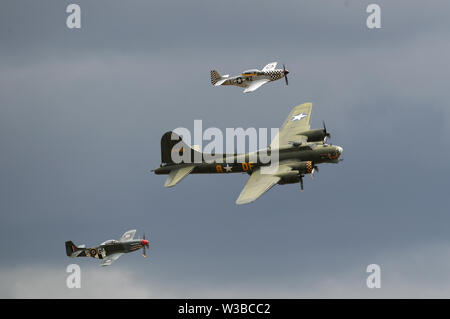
[262,62,277,71]
[120,229,136,242]
[270,102,313,148]
[236,164,293,205]
[243,79,270,93]
[101,253,124,267]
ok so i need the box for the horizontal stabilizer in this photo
[164,165,195,187]
[72,250,86,257]
[65,241,88,257]
[211,70,230,86]
[214,78,228,86]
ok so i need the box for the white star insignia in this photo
[291,113,307,121]
[224,164,232,172]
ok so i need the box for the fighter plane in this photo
[65,230,150,266]
[153,103,343,204]
[210,62,289,93]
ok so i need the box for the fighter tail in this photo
[210,70,222,85]
[65,241,78,257]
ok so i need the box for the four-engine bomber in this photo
[154,102,343,204]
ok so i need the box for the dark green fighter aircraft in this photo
[65,230,150,266]
[153,103,343,204]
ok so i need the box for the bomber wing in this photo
[235,164,293,205]
[270,102,313,148]
[243,79,270,93]
[101,253,124,266]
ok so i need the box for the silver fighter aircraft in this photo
[210,62,289,93]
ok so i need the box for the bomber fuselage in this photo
[154,144,343,175]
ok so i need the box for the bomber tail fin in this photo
[160,131,203,165]
[159,131,203,187]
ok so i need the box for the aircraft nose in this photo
[141,239,149,246]
[283,70,289,75]
[337,146,343,155]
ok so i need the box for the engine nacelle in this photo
[300,129,327,143]
[276,161,314,184]
[277,171,301,184]
[287,161,314,174]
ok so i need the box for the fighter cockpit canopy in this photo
[100,239,118,245]
[242,69,260,75]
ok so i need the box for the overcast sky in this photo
[1,0,450,298]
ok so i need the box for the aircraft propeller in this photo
[299,164,319,190]
[282,64,289,86]
[311,165,319,179]
[322,120,331,143]
[141,233,150,258]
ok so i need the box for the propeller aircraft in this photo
[65,230,150,266]
[210,62,289,93]
[153,102,343,204]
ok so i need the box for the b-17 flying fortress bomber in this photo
[154,103,343,204]
[65,230,150,266]
[211,62,289,93]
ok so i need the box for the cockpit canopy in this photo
[242,69,261,75]
[100,239,118,245]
